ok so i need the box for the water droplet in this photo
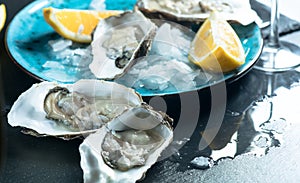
[260,118,287,134]
[173,138,190,146]
[226,110,241,117]
[190,156,214,170]
[254,136,270,148]
[169,147,182,162]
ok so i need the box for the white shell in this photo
[7,79,143,138]
[137,0,259,26]
[79,105,173,183]
[90,10,156,80]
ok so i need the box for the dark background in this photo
[1,0,300,183]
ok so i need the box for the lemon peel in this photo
[0,4,6,32]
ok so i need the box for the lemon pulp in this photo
[43,7,122,43]
[188,12,245,73]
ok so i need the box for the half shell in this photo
[7,79,143,139]
[79,104,173,183]
[89,10,156,80]
[136,0,259,26]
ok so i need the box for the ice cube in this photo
[55,49,74,60]
[42,61,65,70]
[150,23,194,61]
[140,75,169,91]
[88,0,106,10]
[73,48,88,56]
[43,70,75,82]
[69,55,84,67]
[48,39,72,52]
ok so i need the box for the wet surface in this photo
[141,69,300,183]
[1,0,300,182]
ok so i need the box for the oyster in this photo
[79,104,173,183]
[136,0,259,25]
[89,10,156,80]
[7,79,143,139]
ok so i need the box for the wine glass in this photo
[254,0,300,72]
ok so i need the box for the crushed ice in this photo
[116,55,211,92]
[116,23,213,92]
[43,38,96,82]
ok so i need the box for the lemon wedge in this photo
[43,7,122,43]
[0,4,6,32]
[188,12,245,73]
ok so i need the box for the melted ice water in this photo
[189,84,300,170]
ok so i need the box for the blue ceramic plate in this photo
[6,0,263,96]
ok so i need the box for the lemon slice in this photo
[188,12,245,73]
[0,4,6,32]
[43,7,122,43]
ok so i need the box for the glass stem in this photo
[268,0,280,47]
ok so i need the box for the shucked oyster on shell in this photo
[136,0,259,26]
[79,104,173,183]
[7,79,143,139]
[89,10,156,80]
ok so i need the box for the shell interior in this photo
[7,79,143,138]
[90,10,156,80]
[79,105,173,183]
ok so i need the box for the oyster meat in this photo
[136,0,259,25]
[90,10,156,80]
[7,79,143,138]
[79,104,173,183]
[101,129,164,171]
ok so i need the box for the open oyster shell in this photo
[7,79,143,139]
[136,0,259,26]
[89,10,156,80]
[79,104,173,183]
